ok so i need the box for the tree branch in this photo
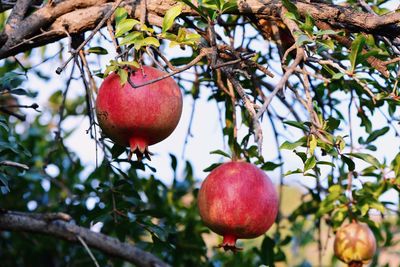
[0,160,29,170]
[0,0,400,59]
[0,210,170,267]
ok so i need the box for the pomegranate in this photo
[197,161,278,251]
[96,66,182,160]
[334,221,377,267]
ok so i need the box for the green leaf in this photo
[117,68,129,85]
[391,153,400,179]
[118,61,140,68]
[282,0,299,19]
[358,49,381,63]
[0,174,9,193]
[176,28,186,42]
[304,156,317,172]
[203,163,222,172]
[349,34,365,73]
[360,203,369,216]
[295,151,307,163]
[328,184,342,194]
[284,168,303,176]
[261,161,283,171]
[365,126,390,143]
[336,136,346,152]
[346,153,381,168]
[111,144,126,158]
[0,173,9,188]
[280,136,307,150]
[140,24,154,33]
[169,154,178,172]
[302,13,314,34]
[221,0,237,13]
[201,0,219,11]
[317,39,335,51]
[369,201,385,213]
[209,150,231,158]
[331,72,344,80]
[119,31,143,45]
[309,134,317,155]
[9,88,28,95]
[260,236,275,266]
[284,12,298,21]
[296,34,312,46]
[142,37,160,47]
[87,46,108,55]
[316,161,335,168]
[115,19,140,37]
[324,117,341,132]
[315,29,338,36]
[104,64,118,77]
[0,118,9,133]
[177,0,208,21]
[341,155,355,171]
[169,56,195,66]
[115,7,128,25]
[283,120,309,131]
[162,4,182,32]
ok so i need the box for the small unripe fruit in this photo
[334,221,377,266]
[197,161,278,251]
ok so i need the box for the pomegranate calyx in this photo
[128,137,151,161]
[348,261,363,267]
[217,235,243,252]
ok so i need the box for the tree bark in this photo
[0,211,170,267]
[0,0,399,59]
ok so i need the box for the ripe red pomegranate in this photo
[334,221,377,267]
[197,161,279,251]
[96,66,182,160]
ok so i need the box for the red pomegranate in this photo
[96,66,182,160]
[197,161,279,251]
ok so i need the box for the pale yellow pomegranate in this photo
[334,221,376,267]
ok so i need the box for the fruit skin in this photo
[197,161,279,251]
[96,66,182,159]
[334,221,377,266]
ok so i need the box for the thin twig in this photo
[0,103,39,110]
[227,79,238,160]
[255,47,304,119]
[309,58,377,103]
[145,47,166,70]
[181,99,196,159]
[77,235,100,267]
[383,57,400,66]
[255,6,305,121]
[182,70,199,158]
[128,48,209,88]
[56,0,125,74]
[0,160,29,170]
[0,107,26,121]
[139,0,147,27]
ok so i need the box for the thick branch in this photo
[0,211,169,267]
[0,0,400,59]
[237,0,400,32]
[6,0,33,25]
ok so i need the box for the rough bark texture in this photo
[0,0,399,59]
[0,211,170,267]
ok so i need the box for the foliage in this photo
[0,0,400,266]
